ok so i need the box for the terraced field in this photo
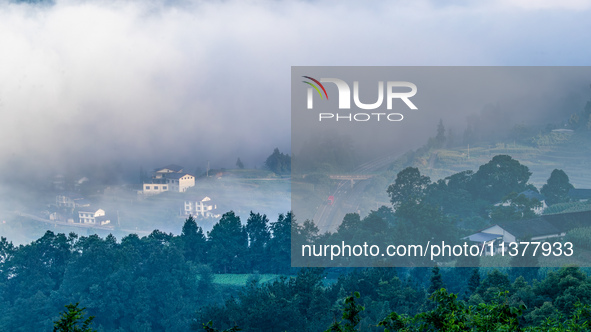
[419,131,591,189]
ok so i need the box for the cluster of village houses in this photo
[47,164,591,254]
[50,164,220,226]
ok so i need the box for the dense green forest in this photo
[4,220,591,331]
[4,214,591,330]
[198,264,591,331]
[0,211,292,331]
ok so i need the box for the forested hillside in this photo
[3,215,591,330]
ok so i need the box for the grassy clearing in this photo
[220,169,278,179]
[213,274,283,286]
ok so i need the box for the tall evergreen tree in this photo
[245,211,271,271]
[467,269,481,294]
[207,211,248,273]
[235,158,244,169]
[428,266,445,294]
[181,215,207,263]
[268,212,292,273]
[435,119,446,148]
[53,303,97,332]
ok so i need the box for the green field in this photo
[213,274,283,286]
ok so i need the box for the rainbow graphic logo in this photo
[302,76,328,103]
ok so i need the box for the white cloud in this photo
[0,0,590,176]
[496,0,591,10]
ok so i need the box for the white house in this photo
[463,218,565,256]
[183,196,220,218]
[142,164,195,195]
[78,207,111,225]
[142,183,170,195]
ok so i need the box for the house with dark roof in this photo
[464,209,591,256]
[141,164,195,195]
[154,164,184,174]
[464,217,565,255]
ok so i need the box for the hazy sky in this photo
[1,0,591,180]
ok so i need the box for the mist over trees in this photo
[265,148,291,175]
[236,158,245,169]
